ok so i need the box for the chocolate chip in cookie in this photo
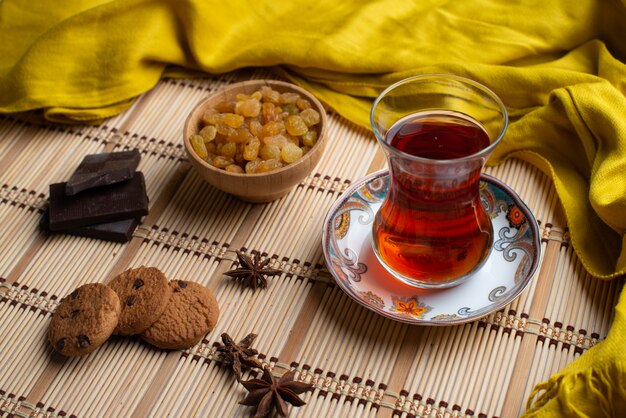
[48,283,121,357]
[108,267,172,336]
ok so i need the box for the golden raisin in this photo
[228,127,254,144]
[260,144,281,160]
[202,109,221,125]
[296,98,312,110]
[249,119,263,136]
[222,113,244,128]
[257,159,284,173]
[300,108,321,126]
[190,134,208,159]
[245,159,261,174]
[261,120,286,138]
[263,134,289,149]
[236,98,261,118]
[220,142,237,158]
[212,156,233,169]
[225,164,245,174]
[216,123,236,137]
[215,100,236,113]
[243,137,261,161]
[260,86,280,104]
[285,115,308,136]
[281,143,303,163]
[279,92,299,104]
[199,125,217,142]
[261,102,279,123]
[302,130,318,147]
[283,104,299,116]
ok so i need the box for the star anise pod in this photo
[225,251,281,290]
[239,367,312,418]
[215,332,263,381]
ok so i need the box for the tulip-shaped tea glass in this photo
[371,74,508,289]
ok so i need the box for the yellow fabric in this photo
[525,287,626,417]
[1,0,625,415]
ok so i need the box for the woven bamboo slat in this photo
[0,69,623,418]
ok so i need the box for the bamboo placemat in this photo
[0,68,622,418]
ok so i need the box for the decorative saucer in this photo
[322,170,541,325]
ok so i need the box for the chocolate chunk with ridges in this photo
[48,172,148,231]
[76,335,91,349]
[40,208,140,243]
[65,150,141,195]
[126,295,137,306]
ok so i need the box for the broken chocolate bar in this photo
[48,172,149,231]
[65,149,141,195]
[40,209,140,243]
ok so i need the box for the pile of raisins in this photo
[190,86,322,174]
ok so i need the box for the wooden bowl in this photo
[183,80,328,203]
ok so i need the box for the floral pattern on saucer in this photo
[322,170,541,325]
[390,296,433,319]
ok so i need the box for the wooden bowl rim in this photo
[183,79,328,179]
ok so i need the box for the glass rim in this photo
[370,74,508,164]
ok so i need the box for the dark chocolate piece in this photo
[71,217,140,242]
[65,150,141,195]
[40,209,140,243]
[48,172,148,231]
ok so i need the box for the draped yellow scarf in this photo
[1,1,625,415]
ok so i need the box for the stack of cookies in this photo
[41,150,148,242]
[48,267,220,356]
